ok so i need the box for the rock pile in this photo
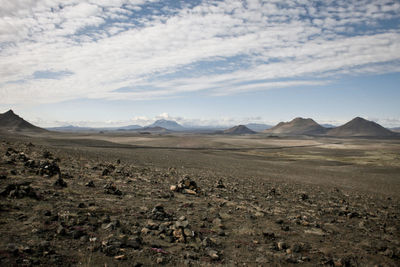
[172,216,195,243]
[0,182,40,200]
[39,161,60,177]
[149,204,173,221]
[102,164,116,176]
[170,176,200,195]
[104,182,122,195]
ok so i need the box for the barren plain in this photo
[1,132,399,266]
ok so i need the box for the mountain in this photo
[327,117,396,137]
[48,124,142,132]
[140,126,169,133]
[245,123,272,132]
[0,110,46,133]
[116,125,142,130]
[264,117,326,135]
[390,127,400,133]
[321,124,336,129]
[148,119,184,131]
[223,125,256,135]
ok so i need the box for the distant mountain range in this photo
[321,124,336,128]
[48,124,142,132]
[1,110,398,137]
[139,126,169,133]
[245,123,272,132]
[148,119,185,131]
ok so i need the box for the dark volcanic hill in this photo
[0,110,46,133]
[148,119,184,131]
[327,117,395,137]
[264,117,326,135]
[223,125,256,135]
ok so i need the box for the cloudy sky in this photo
[0,0,399,127]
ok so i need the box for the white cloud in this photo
[0,0,399,105]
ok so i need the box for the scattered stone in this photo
[216,179,225,188]
[54,177,67,187]
[170,176,200,194]
[102,169,111,176]
[208,249,220,260]
[0,182,40,200]
[18,152,29,162]
[102,164,116,176]
[61,173,73,179]
[43,151,52,159]
[277,241,288,250]
[292,243,302,253]
[57,225,67,236]
[44,210,52,216]
[72,229,85,239]
[104,182,122,195]
[262,231,275,239]
[146,220,159,230]
[39,161,60,177]
[170,185,177,191]
[149,204,172,221]
[114,255,126,260]
[183,189,197,195]
[141,227,150,235]
[300,193,309,200]
[281,225,290,231]
[24,159,38,168]
[124,236,142,249]
[102,220,120,230]
[85,181,95,187]
[0,136,399,266]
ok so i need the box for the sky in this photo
[0,0,399,128]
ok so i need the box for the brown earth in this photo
[0,131,399,266]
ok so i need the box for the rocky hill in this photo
[223,125,256,135]
[327,117,395,137]
[265,118,326,135]
[0,110,46,133]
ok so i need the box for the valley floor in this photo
[0,132,399,266]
